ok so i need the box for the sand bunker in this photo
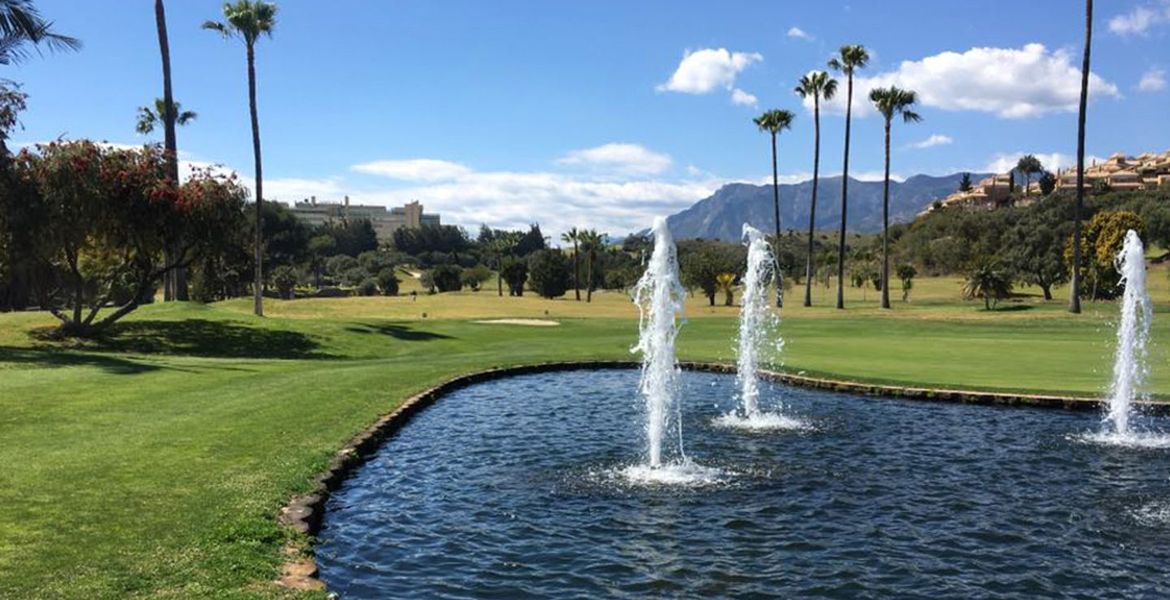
[472,319,560,326]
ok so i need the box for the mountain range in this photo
[662,172,990,241]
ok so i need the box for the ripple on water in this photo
[712,411,812,432]
[1073,430,1170,449]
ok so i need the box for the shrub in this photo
[500,258,527,296]
[356,277,379,296]
[460,265,492,291]
[271,265,298,300]
[376,268,399,296]
[430,264,463,292]
[527,249,572,299]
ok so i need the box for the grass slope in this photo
[0,275,1163,597]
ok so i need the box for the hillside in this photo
[665,173,989,240]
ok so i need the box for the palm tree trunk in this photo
[497,254,503,297]
[1070,0,1092,314]
[880,118,891,309]
[573,239,580,301]
[247,41,264,317]
[586,253,593,303]
[804,96,820,308]
[837,73,854,310]
[155,0,178,302]
[770,132,782,307]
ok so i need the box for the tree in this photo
[578,228,604,302]
[153,0,186,302]
[204,0,278,317]
[561,227,581,300]
[896,263,916,302]
[306,234,334,287]
[135,98,196,135]
[0,0,80,66]
[375,267,399,296]
[271,264,296,299]
[500,257,527,296]
[679,240,744,306]
[869,85,922,310]
[514,224,547,257]
[752,108,795,307]
[959,172,972,192]
[715,272,736,306]
[485,230,521,296]
[13,142,247,336]
[962,261,1014,310]
[1016,154,1043,197]
[794,70,837,307]
[527,249,571,299]
[1065,210,1144,301]
[1006,197,1071,300]
[828,44,869,310]
[460,264,492,291]
[429,264,462,292]
[1070,0,1093,314]
[1038,171,1057,196]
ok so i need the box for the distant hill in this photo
[663,172,990,241]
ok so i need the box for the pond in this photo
[316,369,1170,598]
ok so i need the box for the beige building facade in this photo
[289,197,440,241]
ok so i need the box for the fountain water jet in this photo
[715,224,806,431]
[625,217,723,484]
[1079,229,1168,448]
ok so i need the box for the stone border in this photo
[275,360,1167,591]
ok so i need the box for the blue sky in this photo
[13,0,1170,238]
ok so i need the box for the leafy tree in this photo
[578,228,604,302]
[375,267,399,296]
[753,108,796,307]
[355,277,378,296]
[795,71,837,307]
[204,0,278,317]
[135,98,196,135]
[514,224,547,257]
[1038,171,1057,196]
[271,264,297,299]
[1016,154,1043,197]
[561,227,581,300]
[828,44,869,309]
[527,249,571,299]
[1005,196,1071,300]
[307,233,334,287]
[962,261,1014,310]
[1066,209,1144,300]
[0,0,80,65]
[679,240,745,306]
[484,230,521,296]
[322,218,377,257]
[324,254,358,281]
[500,257,527,296]
[958,172,972,192]
[392,223,468,257]
[419,270,435,294]
[12,141,247,336]
[715,272,736,306]
[869,85,921,309]
[430,264,462,292]
[357,249,393,275]
[896,263,917,302]
[460,264,492,291]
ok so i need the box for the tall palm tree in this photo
[204,0,277,317]
[1016,154,1043,197]
[136,98,196,135]
[154,0,183,302]
[752,108,796,307]
[869,86,921,310]
[0,0,80,66]
[579,229,603,303]
[1071,1,1092,315]
[828,44,869,310]
[561,227,581,301]
[794,71,837,308]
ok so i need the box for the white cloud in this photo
[806,44,1121,119]
[1139,67,1167,91]
[983,151,1107,174]
[730,88,759,107]
[909,134,954,149]
[787,27,814,41]
[556,143,673,175]
[1109,2,1170,36]
[657,48,763,100]
[350,158,472,182]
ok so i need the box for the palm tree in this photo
[828,44,869,310]
[1016,154,1043,197]
[0,0,80,66]
[963,261,1013,311]
[1070,0,1093,314]
[204,0,278,317]
[579,229,603,303]
[136,98,197,135]
[153,0,184,301]
[794,71,837,307]
[752,108,796,307]
[561,227,581,301]
[868,85,921,310]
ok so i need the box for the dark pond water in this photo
[316,369,1170,598]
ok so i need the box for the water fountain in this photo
[625,217,720,483]
[1082,229,1166,447]
[716,224,805,430]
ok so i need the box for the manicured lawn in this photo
[0,279,1163,597]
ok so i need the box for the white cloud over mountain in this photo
[556,143,673,175]
[804,44,1120,119]
[909,134,954,149]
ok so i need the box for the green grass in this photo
[0,282,1164,597]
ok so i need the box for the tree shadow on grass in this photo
[0,347,162,375]
[994,304,1035,312]
[84,319,333,359]
[344,322,453,342]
